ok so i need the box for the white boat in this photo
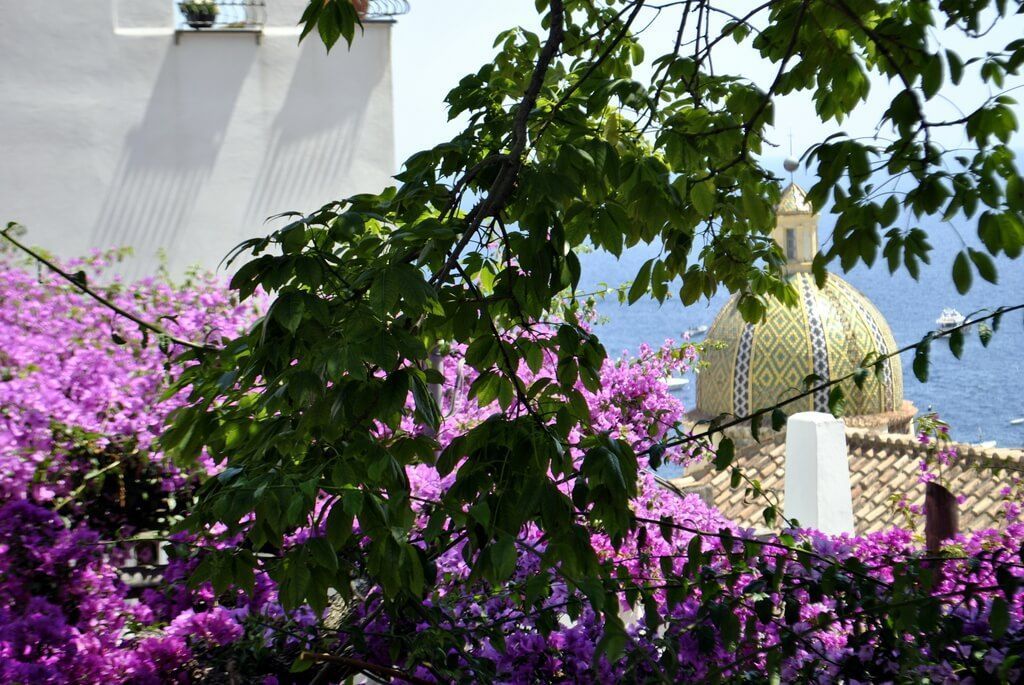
[979,440,997,449]
[662,376,690,391]
[935,307,965,331]
[684,324,709,337]
[1011,418,1024,426]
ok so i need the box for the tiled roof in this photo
[776,182,814,215]
[695,273,904,419]
[673,429,1024,535]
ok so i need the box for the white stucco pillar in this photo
[783,412,855,535]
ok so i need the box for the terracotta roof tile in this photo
[672,428,1024,535]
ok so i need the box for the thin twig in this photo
[658,302,1024,452]
[1,227,219,353]
[535,0,647,140]
[298,651,432,685]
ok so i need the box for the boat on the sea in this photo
[662,376,690,392]
[936,308,965,331]
[684,324,709,337]
[1011,417,1024,426]
[979,440,997,449]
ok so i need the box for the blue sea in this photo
[578,192,1024,449]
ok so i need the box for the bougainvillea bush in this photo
[0,253,255,515]
[1,253,1023,683]
[0,252,275,682]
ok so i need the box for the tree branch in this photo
[298,651,432,685]
[535,0,647,140]
[1,226,219,353]
[429,0,566,288]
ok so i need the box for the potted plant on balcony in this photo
[179,1,219,29]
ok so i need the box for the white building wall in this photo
[0,1,396,277]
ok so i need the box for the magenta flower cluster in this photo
[0,254,271,682]
[0,254,258,508]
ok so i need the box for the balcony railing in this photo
[364,0,411,18]
[175,0,410,38]
[177,1,267,31]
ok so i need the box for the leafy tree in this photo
[113,0,1024,670]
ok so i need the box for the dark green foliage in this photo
[164,0,1024,648]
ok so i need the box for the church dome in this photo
[695,271,904,419]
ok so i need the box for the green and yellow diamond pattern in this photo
[696,273,903,419]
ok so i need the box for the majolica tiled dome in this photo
[696,272,904,418]
[696,182,906,420]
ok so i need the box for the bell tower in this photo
[772,158,818,274]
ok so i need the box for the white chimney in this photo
[783,412,855,535]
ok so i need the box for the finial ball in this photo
[783,157,799,173]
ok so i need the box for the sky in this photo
[388,0,1024,169]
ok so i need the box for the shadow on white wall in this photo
[243,39,385,228]
[91,39,255,267]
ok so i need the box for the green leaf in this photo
[411,372,441,432]
[326,505,353,548]
[952,250,972,294]
[371,267,401,316]
[913,341,930,383]
[490,535,517,580]
[690,180,715,216]
[879,196,900,226]
[990,597,1010,638]
[947,50,964,85]
[922,55,943,99]
[629,42,644,66]
[597,614,628,662]
[827,386,845,416]
[737,294,764,323]
[628,259,653,304]
[720,611,740,648]
[968,248,998,284]
[650,260,668,302]
[996,565,1019,600]
[316,9,342,52]
[680,271,704,306]
[979,322,993,347]
[309,537,338,571]
[771,409,787,432]
[812,253,828,288]
[755,597,774,623]
[949,328,964,359]
[465,336,497,368]
[272,292,305,334]
[728,21,750,43]
[290,656,315,673]
[713,437,735,471]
